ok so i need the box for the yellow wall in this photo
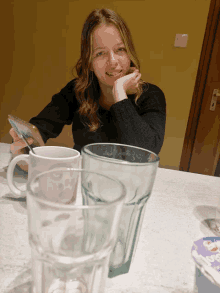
[0,0,211,169]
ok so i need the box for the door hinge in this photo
[210,89,220,111]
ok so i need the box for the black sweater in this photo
[29,79,166,155]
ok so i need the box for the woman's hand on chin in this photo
[114,67,141,96]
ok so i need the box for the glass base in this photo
[108,260,131,278]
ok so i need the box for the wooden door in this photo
[179,0,220,176]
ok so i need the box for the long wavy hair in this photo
[72,8,147,132]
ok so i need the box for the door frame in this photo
[179,0,220,172]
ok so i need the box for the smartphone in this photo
[8,115,45,147]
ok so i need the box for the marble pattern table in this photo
[1,143,220,292]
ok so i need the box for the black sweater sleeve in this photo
[110,84,166,155]
[29,80,77,144]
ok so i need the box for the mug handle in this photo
[7,154,29,197]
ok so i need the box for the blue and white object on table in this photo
[192,237,220,288]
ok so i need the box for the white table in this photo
[1,143,220,292]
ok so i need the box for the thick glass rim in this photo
[81,143,160,165]
[27,167,126,210]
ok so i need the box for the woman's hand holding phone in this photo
[9,128,34,155]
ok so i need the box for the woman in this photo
[10,8,166,158]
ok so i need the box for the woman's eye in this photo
[118,47,126,52]
[96,51,105,57]
[94,48,126,58]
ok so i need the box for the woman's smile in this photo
[106,70,123,77]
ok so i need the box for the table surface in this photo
[1,143,220,293]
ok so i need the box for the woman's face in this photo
[91,24,131,87]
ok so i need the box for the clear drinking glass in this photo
[81,143,159,278]
[26,168,126,293]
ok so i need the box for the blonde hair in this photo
[73,8,147,132]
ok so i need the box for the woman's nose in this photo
[108,51,118,65]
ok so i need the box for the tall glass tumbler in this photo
[26,168,126,293]
[81,143,159,278]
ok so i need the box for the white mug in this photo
[7,146,80,201]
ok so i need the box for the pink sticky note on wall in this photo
[174,34,188,47]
